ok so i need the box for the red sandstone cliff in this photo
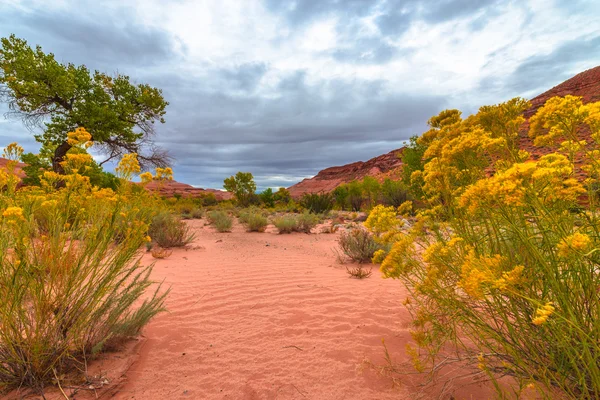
[287,148,405,198]
[144,179,232,200]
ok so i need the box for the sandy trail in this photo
[103,220,489,400]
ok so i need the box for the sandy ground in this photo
[15,219,497,399]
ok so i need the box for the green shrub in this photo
[274,215,298,233]
[296,212,320,233]
[200,193,218,206]
[381,178,409,207]
[191,208,204,219]
[149,212,195,247]
[259,188,275,208]
[274,187,291,204]
[338,228,380,263]
[208,210,233,232]
[301,192,334,214]
[242,213,269,232]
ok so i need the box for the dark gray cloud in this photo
[1,0,599,191]
[479,34,600,99]
[0,5,182,71]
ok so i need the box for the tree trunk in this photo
[52,141,72,175]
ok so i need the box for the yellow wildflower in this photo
[557,232,592,257]
[532,302,555,325]
[2,206,23,219]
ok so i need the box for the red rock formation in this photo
[517,66,600,178]
[289,65,600,198]
[144,179,232,201]
[287,148,404,198]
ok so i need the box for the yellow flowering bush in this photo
[0,141,169,394]
[379,96,600,399]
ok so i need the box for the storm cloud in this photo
[1,0,600,190]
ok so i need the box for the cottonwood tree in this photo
[223,172,256,206]
[0,34,170,173]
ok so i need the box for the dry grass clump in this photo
[208,210,233,232]
[274,212,320,234]
[296,212,320,233]
[149,211,195,248]
[273,215,298,233]
[151,247,173,259]
[345,265,373,279]
[242,213,269,232]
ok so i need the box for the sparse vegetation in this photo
[241,212,269,232]
[149,211,195,248]
[208,210,233,232]
[274,215,298,233]
[338,228,380,263]
[296,212,320,233]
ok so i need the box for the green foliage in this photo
[400,136,426,199]
[381,178,409,207]
[148,212,195,248]
[223,172,256,207]
[259,188,275,207]
[21,151,120,190]
[274,187,291,204]
[333,185,349,210]
[199,193,218,206]
[347,181,364,211]
[301,192,334,214]
[207,210,233,232]
[0,35,169,173]
[360,176,381,208]
[338,228,380,263]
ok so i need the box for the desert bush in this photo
[242,212,268,232]
[273,215,298,233]
[149,211,195,248]
[296,212,320,233]
[0,142,167,393]
[379,96,600,398]
[208,210,233,232]
[338,228,380,263]
[199,193,218,206]
[301,192,334,214]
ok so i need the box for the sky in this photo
[1,0,600,190]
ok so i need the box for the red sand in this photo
[17,219,498,399]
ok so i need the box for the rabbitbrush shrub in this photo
[0,140,168,394]
[376,96,600,399]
